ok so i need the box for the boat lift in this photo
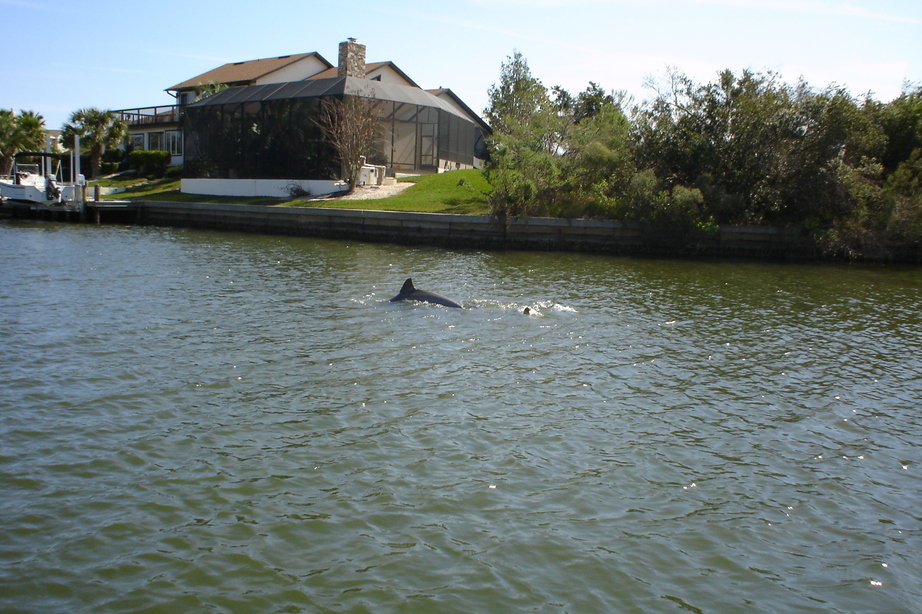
[1,135,85,211]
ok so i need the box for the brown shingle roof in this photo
[167,52,332,92]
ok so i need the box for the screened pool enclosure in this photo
[182,77,487,180]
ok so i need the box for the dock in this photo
[0,200,142,224]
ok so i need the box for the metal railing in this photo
[114,105,181,127]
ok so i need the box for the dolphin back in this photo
[391,278,416,302]
[390,278,462,308]
[412,290,462,309]
[399,278,415,296]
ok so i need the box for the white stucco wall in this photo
[181,178,346,198]
[255,56,329,85]
[432,92,468,118]
[366,65,415,87]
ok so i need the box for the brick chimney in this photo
[338,38,366,79]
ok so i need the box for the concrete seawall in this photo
[133,201,821,260]
[1,199,828,259]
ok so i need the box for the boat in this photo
[1,151,84,207]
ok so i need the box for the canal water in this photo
[1,220,920,613]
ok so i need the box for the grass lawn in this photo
[101,177,181,200]
[92,174,152,189]
[292,170,491,214]
[101,177,293,206]
[101,169,492,214]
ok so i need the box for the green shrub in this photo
[129,150,170,177]
[102,149,124,164]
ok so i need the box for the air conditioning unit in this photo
[357,164,387,186]
[357,165,378,186]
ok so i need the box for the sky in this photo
[3,0,920,130]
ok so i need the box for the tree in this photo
[781,84,884,226]
[0,109,46,175]
[632,68,785,222]
[317,95,382,191]
[61,108,127,178]
[486,54,647,219]
[485,52,553,138]
[484,52,567,217]
[193,81,229,102]
[481,54,919,257]
[632,69,888,227]
[554,89,636,217]
[884,148,922,241]
[573,82,622,123]
[876,85,922,174]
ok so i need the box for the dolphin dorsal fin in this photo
[400,278,415,295]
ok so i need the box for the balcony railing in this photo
[114,105,181,127]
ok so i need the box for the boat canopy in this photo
[14,151,67,160]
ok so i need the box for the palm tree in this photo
[61,108,127,178]
[0,109,46,176]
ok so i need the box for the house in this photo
[168,52,335,105]
[117,105,183,166]
[115,52,334,167]
[116,39,489,197]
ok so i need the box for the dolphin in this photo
[390,278,462,308]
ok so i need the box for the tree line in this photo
[1,108,126,179]
[484,53,922,259]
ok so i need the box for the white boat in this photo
[1,151,83,206]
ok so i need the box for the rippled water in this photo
[1,220,920,613]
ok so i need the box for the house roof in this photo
[167,52,332,92]
[426,88,492,134]
[308,62,420,88]
[187,77,474,123]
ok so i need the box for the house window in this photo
[166,131,183,156]
[130,134,145,151]
[148,132,165,151]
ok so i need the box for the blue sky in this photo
[3,0,920,129]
